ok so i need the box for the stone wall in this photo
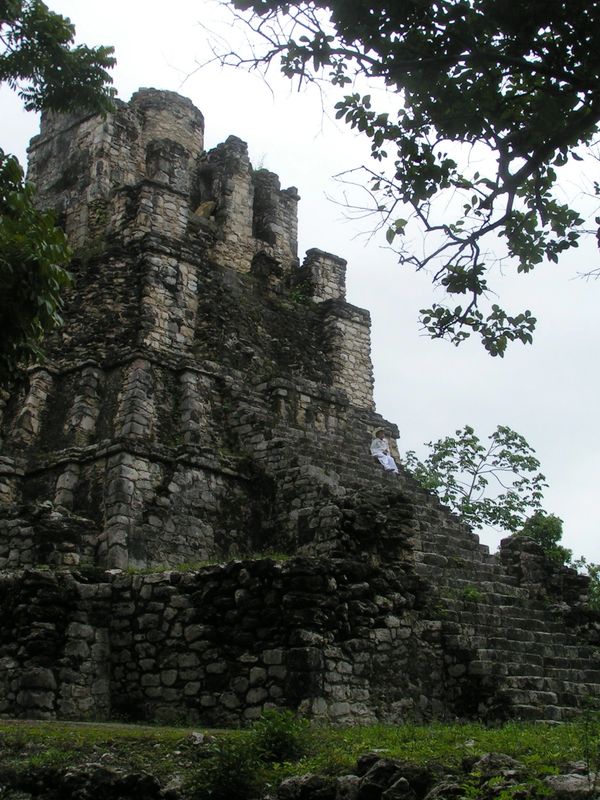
[0,248,379,570]
[3,533,596,726]
[0,558,451,725]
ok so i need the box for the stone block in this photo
[184,624,211,643]
[64,641,90,659]
[16,689,54,710]
[221,691,241,709]
[249,667,267,686]
[161,670,177,686]
[20,668,57,690]
[268,666,287,680]
[329,701,351,718]
[246,687,269,704]
[66,623,95,640]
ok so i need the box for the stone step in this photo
[417,539,487,558]
[501,686,599,715]
[442,617,568,658]
[546,654,600,670]
[474,647,600,676]
[503,675,600,695]
[414,555,513,581]
[487,629,557,645]
[444,573,521,591]
[499,687,562,706]
[492,617,566,634]
[439,601,565,627]
[462,655,596,681]
[436,607,543,628]
[491,640,595,659]
[438,569,521,587]
[509,704,579,722]
[422,585,530,608]
[453,577,526,594]
[444,634,562,654]
[493,639,547,657]
[493,604,565,622]
[504,661,545,676]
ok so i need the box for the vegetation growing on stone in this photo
[518,512,572,566]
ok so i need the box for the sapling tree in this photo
[518,510,572,565]
[404,424,547,532]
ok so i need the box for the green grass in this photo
[0,718,595,794]
[303,721,580,775]
[0,720,198,780]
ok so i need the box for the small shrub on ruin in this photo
[189,736,262,800]
[252,709,312,763]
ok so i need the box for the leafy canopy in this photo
[217,0,600,354]
[0,150,73,384]
[404,424,547,532]
[0,1,115,386]
[574,557,600,611]
[518,510,572,565]
[0,0,115,113]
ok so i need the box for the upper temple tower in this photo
[0,89,390,571]
[28,89,301,278]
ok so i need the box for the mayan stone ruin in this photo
[0,88,598,726]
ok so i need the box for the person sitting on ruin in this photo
[370,428,399,474]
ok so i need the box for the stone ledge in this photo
[24,440,248,480]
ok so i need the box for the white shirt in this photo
[370,437,390,457]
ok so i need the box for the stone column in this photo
[63,366,103,445]
[0,457,23,507]
[140,255,199,354]
[205,136,255,272]
[180,370,213,446]
[320,301,374,410]
[297,249,347,302]
[10,369,53,447]
[114,359,156,440]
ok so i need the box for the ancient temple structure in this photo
[0,89,598,726]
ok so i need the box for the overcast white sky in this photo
[2,0,598,561]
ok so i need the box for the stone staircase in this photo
[413,526,600,721]
[237,393,600,722]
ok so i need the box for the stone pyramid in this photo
[0,89,598,725]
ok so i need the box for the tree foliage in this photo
[0,150,73,384]
[216,0,600,354]
[518,510,572,565]
[574,557,600,611]
[404,424,547,532]
[0,1,115,386]
[0,0,115,113]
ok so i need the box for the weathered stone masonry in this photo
[0,89,599,725]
